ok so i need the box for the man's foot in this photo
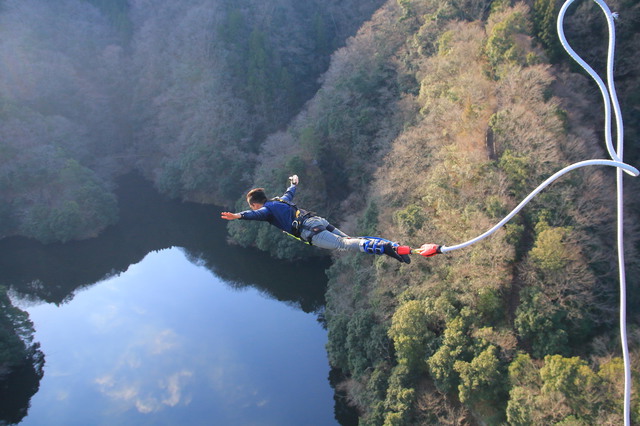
[382,242,411,264]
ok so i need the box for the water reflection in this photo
[0,353,43,424]
[19,248,337,425]
[0,173,330,311]
[0,174,339,425]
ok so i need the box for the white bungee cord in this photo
[441,159,638,253]
[434,0,637,422]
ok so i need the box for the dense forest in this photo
[1,0,640,424]
[0,0,386,243]
[0,0,384,417]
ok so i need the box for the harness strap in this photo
[291,211,314,238]
[362,237,390,255]
[272,197,317,240]
[297,221,335,245]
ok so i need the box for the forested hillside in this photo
[0,0,384,243]
[0,0,383,407]
[229,0,640,423]
[1,0,640,423]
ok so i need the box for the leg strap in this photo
[362,238,390,255]
[303,225,327,245]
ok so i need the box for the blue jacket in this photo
[238,185,299,234]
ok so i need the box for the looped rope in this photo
[558,2,633,423]
[432,1,636,422]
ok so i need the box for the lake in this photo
[0,174,353,425]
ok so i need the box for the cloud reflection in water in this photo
[20,248,336,425]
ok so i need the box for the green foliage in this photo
[358,201,380,236]
[397,0,416,21]
[218,2,340,130]
[508,353,539,387]
[490,0,513,14]
[541,356,601,422]
[454,345,504,405]
[254,223,306,260]
[325,303,394,380]
[316,1,638,423]
[504,221,525,246]
[514,286,569,358]
[507,353,639,424]
[0,0,627,423]
[598,357,640,423]
[485,5,532,74]
[484,194,507,219]
[0,287,36,372]
[532,0,562,62]
[312,12,330,55]
[382,364,416,426]
[498,149,531,196]
[393,204,427,233]
[427,315,472,393]
[388,300,436,371]
[506,385,537,425]
[529,225,570,271]
[540,355,599,411]
[0,153,118,243]
[246,29,275,110]
[326,314,351,371]
[298,126,322,157]
[476,287,504,323]
[157,141,252,203]
[506,354,565,424]
[367,366,391,403]
[346,309,392,377]
[219,8,244,44]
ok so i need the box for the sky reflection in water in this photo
[20,247,336,426]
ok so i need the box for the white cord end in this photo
[621,164,640,176]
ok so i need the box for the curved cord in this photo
[437,1,635,422]
[557,0,623,163]
[616,152,630,426]
[440,160,638,252]
[558,2,631,423]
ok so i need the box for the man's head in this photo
[246,188,268,210]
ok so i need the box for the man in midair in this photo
[221,175,410,263]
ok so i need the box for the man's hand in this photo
[289,174,299,185]
[221,212,241,220]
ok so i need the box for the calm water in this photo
[0,174,348,425]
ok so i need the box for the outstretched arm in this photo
[221,212,241,220]
[281,175,299,202]
[222,206,270,221]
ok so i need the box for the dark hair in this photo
[247,188,268,205]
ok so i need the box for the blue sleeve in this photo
[281,184,296,202]
[239,206,271,221]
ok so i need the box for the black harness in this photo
[271,198,333,244]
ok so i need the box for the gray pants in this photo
[299,217,364,252]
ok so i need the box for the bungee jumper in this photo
[221,175,423,263]
[227,0,637,419]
